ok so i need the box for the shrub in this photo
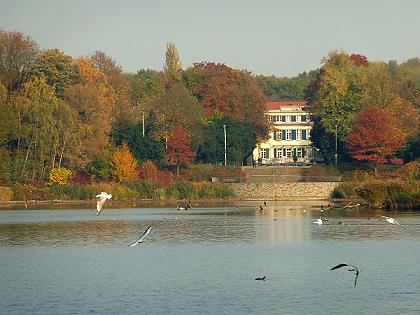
[0,186,12,202]
[49,167,72,186]
[355,181,388,206]
[332,182,357,199]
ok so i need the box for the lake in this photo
[1,202,420,314]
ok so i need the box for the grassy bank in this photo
[333,179,420,209]
[1,180,235,203]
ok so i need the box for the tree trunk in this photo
[59,137,67,168]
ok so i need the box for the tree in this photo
[164,42,182,84]
[112,143,139,183]
[254,71,317,101]
[112,119,164,164]
[66,58,115,166]
[145,83,204,144]
[30,48,76,99]
[165,125,196,176]
[346,105,404,171]
[87,146,115,180]
[90,51,133,123]
[196,115,257,165]
[0,29,40,92]
[183,62,269,140]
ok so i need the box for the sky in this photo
[1,0,420,77]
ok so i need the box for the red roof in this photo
[266,101,307,110]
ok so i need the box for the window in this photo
[286,130,292,140]
[260,148,269,159]
[275,148,282,158]
[285,115,291,122]
[274,130,282,140]
[296,148,303,158]
[296,129,302,140]
[285,148,292,158]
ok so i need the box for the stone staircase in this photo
[242,166,341,183]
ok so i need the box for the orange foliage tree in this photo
[142,160,158,181]
[346,105,404,170]
[165,125,196,176]
[111,143,138,183]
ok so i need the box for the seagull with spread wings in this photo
[96,192,112,215]
[380,215,405,228]
[330,263,360,287]
[129,226,152,247]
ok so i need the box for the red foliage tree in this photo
[165,125,196,176]
[346,105,404,168]
[184,62,268,139]
[350,53,369,67]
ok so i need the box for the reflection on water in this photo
[1,206,420,247]
[2,205,420,315]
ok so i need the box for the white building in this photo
[253,101,314,165]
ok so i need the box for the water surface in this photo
[1,203,420,314]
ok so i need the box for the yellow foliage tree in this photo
[112,143,138,183]
[49,167,72,186]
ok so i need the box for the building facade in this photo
[253,101,314,165]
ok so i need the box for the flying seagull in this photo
[255,276,266,281]
[380,215,405,228]
[96,192,112,215]
[330,263,360,287]
[129,226,152,247]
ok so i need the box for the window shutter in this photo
[273,148,277,158]
[292,130,296,140]
[302,130,307,140]
[273,131,277,140]
[302,148,306,157]
[282,130,286,140]
[301,115,307,122]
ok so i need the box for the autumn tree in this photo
[145,83,204,144]
[346,105,404,172]
[66,58,115,166]
[90,51,134,123]
[164,42,182,84]
[30,48,76,99]
[0,29,40,93]
[165,125,196,176]
[7,76,61,181]
[183,62,269,140]
[142,160,158,181]
[112,143,139,183]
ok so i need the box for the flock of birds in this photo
[255,200,409,287]
[96,192,409,288]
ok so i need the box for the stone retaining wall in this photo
[229,182,339,200]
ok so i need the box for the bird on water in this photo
[129,226,152,247]
[96,192,112,215]
[330,263,360,287]
[380,215,405,228]
[255,276,266,281]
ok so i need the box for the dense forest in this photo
[0,29,419,191]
